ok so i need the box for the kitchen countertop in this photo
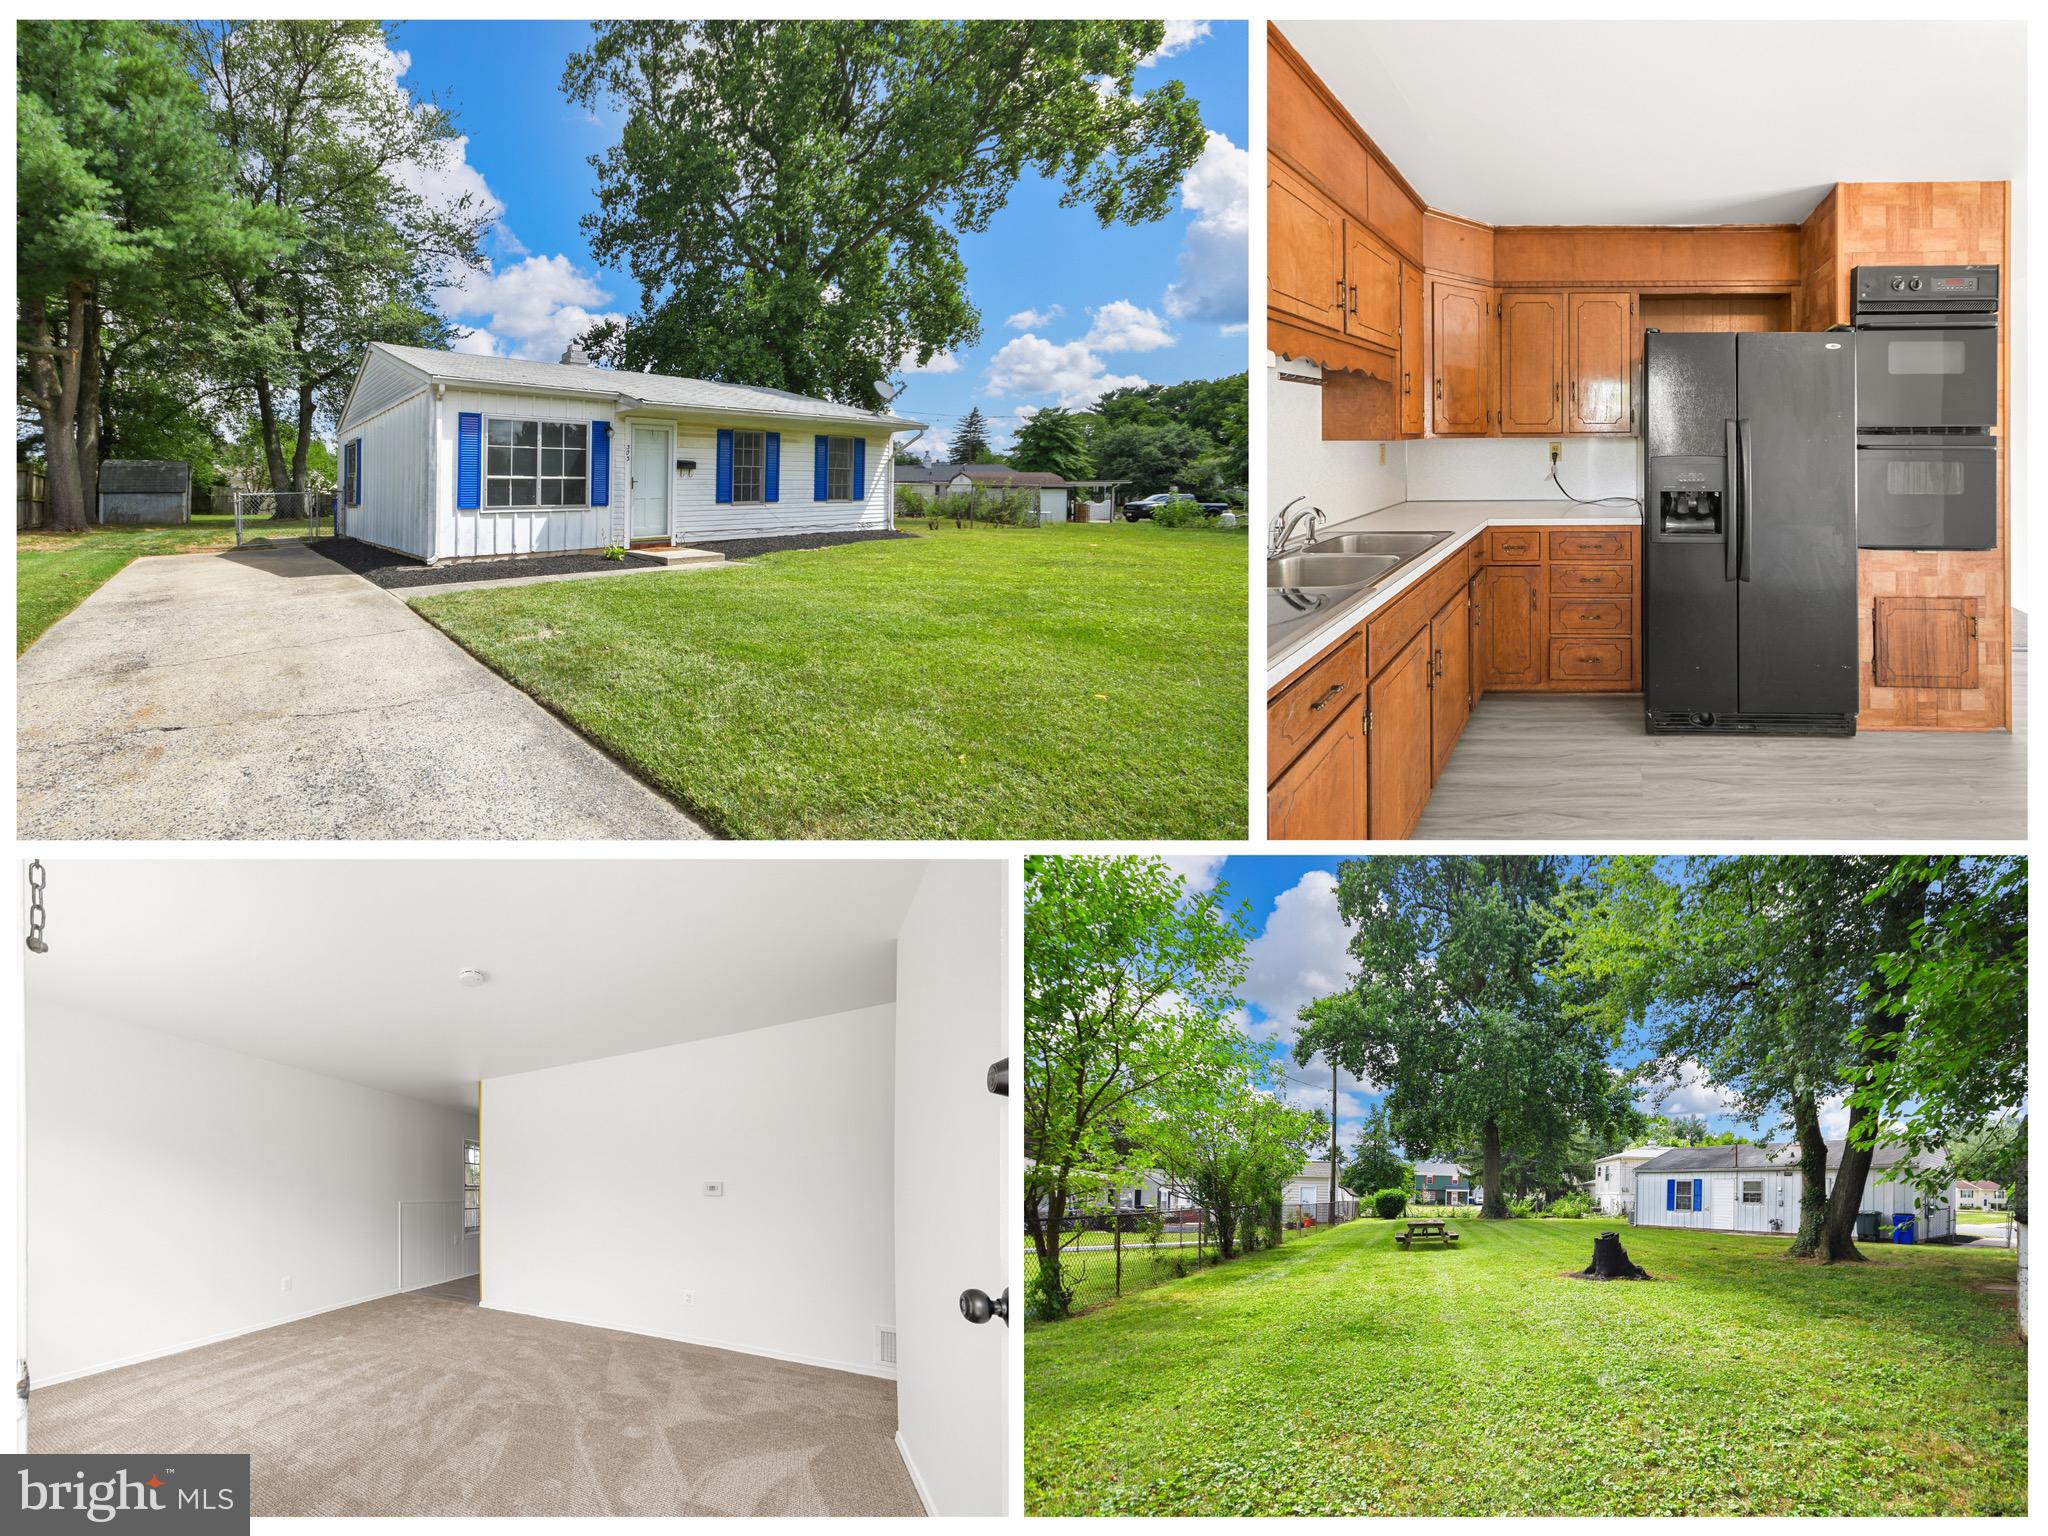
[1267,499,1642,689]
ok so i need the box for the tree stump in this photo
[1579,1230,1651,1281]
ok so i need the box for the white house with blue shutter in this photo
[332,343,923,563]
[1631,1141,1954,1241]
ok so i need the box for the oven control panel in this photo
[1855,264,1999,306]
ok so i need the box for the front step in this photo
[633,544,725,568]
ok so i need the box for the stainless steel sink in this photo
[1306,530,1454,558]
[1267,552,1404,589]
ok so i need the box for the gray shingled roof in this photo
[1635,1141,1935,1175]
[366,343,924,430]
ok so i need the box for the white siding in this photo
[340,349,428,427]
[1636,1165,1952,1241]
[343,391,434,559]
[1038,488,1068,523]
[662,422,892,543]
[434,388,617,560]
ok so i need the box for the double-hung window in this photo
[463,1138,481,1234]
[1675,1180,1695,1212]
[827,437,854,500]
[731,429,766,503]
[486,419,588,508]
[1741,1178,1764,1205]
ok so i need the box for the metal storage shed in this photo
[97,461,192,524]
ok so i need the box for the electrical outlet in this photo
[281,1276,292,1293]
[1377,443,1386,466]
[1547,441,1562,465]
[703,1181,724,1198]
[683,1291,694,1305]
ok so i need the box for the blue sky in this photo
[1163,855,1833,1164]
[385,19,1248,459]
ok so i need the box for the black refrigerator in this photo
[1643,331,1858,735]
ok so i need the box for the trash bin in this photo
[1856,1210,1880,1242]
[1891,1212,1916,1244]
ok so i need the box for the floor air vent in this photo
[875,1326,897,1367]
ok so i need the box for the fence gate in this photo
[233,489,335,548]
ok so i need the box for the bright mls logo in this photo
[5,1456,249,1534]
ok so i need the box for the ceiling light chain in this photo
[25,860,49,954]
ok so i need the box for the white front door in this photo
[630,426,669,541]
[891,862,1008,1515]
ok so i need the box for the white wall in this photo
[28,1007,474,1385]
[1265,356,1408,549]
[433,387,618,560]
[342,389,434,559]
[482,1004,897,1378]
[893,862,1008,1516]
[1405,435,1640,503]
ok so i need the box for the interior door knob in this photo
[959,1286,1009,1325]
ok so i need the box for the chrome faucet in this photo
[1271,495,1326,554]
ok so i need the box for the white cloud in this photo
[899,348,962,375]
[449,327,500,356]
[1242,871,1354,1048]
[1142,20,1213,66]
[984,334,1145,410]
[1817,1095,1851,1140]
[1157,854,1226,895]
[1220,321,1249,337]
[1636,1058,1745,1120]
[1084,299,1176,353]
[437,254,627,362]
[1163,130,1249,326]
[1005,305,1064,330]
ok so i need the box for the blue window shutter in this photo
[591,422,610,506]
[852,437,866,500]
[716,429,733,503]
[1693,1178,1703,1213]
[456,413,481,509]
[815,435,831,500]
[1666,1179,1675,1212]
[353,440,363,506]
[764,431,780,503]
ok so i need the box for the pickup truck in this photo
[1122,492,1230,521]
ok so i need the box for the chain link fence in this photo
[234,489,336,547]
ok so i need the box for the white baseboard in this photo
[895,1429,936,1517]
[33,1287,401,1389]
[478,1300,895,1381]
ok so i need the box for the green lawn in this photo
[1026,1215,2025,1516]
[16,514,243,653]
[413,522,1249,839]
[1959,1209,2012,1224]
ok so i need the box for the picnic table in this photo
[1396,1217,1460,1249]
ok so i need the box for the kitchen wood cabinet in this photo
[1399,262,1426,438]
[1469,573,1488,700]
[1568,291,1634,433]
[1269,697,1366,839]
[1430,587,1472,780]
[1269,159,1344,329]
[1872,596,1980,690]
[1345,221,1401,351]
[1430,278,1493,435]
[1482,563,1545,688]
[1368,630,1435,839]
[1496,291,1565,435]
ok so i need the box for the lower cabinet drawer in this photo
[1267,635,1363,783]
[1487,528,1542,564]
[1548,528,1632,562]
[1549,562,1634,595]
[1549,596,1632,634]
[1548,636,1634,684]
[1268,696,1366,839]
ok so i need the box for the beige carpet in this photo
[30,1288,922,1516]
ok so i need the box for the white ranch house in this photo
[1589,1145,1671,1216]
[1632,1141,1955,1242]
[333,343,922,563]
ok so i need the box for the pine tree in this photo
[950,405,994,465]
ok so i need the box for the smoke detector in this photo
[457,968,487,988]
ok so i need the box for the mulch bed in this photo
[307,537,661,589]
[688,529,917,561]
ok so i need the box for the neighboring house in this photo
[1026,1163,1191,1223]
[1633,1141,1955,1241]
[1589,1145,1671,1216]
[333,342,922,563]
[1414,1159,1473,1205]
[896,461,1071,523]
[1953,1178,2007,1210]
[1282,1160,1341,1209]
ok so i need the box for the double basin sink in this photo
[1268,529,1455,597]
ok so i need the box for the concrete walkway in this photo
[17,544,708,840]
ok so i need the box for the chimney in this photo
[560,342,591,367]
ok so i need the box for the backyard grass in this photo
[1025,1215,2025,1516]
[413,522,1249,839]
[16,514,243,653]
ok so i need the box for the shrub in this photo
[1263,1196,1284,1250]
[1150,497,1214,530]
[1372,1188,1408,1220]
[1542,1192,1592,1219]
[1503,1196,1537,1218]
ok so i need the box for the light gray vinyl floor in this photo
[1414,651,2027,841]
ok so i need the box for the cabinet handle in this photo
[1403,370,1412,393]
[1349,284,1359,315]
[1308,682,1344,712]
[1335,280,1346,311]
[1435,376,1443,400]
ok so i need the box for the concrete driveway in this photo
[17,544,708,839]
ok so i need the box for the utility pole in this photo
[1328,1057,1339,1217]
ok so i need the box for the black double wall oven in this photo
[1852,264,1999,551]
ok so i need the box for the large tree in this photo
[1010,406,1093,481]
[17,21,277,529]
[182,20,489,492]
[950,405,995,466]
[1023,854,1259,1319]
[562,20,1209,406]
[1340,1103,1412,1199]
[1149,1068,1321,1261]
[1295,857,1626,1219]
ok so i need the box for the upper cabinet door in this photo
[1399,262,1426,438]
[1432,279,1493,436]
[1569,291,1634,433]
[1343,221,1400,351]
[1497,291,1565,435]
[1269,160,1344,330]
